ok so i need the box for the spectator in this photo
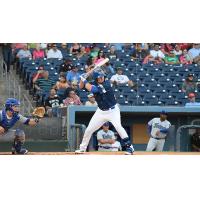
[63,90,82,106]
[110,67,137,89]
[143,44,164,64]
[185,93,200,107]
[132,43,149,63]
[53,75,70,100]
[85,93,97,106]
[97,122,121,152]
[160,43,174,55]
[164,50,180,65]
[66,65,81,84]
[40,43,48,50]
[47,44,63,59]
[95,49,106,64]
[182,73,197,95]
[59,59,72,74]
[77,46,87,59]
[45,89,62,117]
[173,45,182,56]
[33,71,55,103]
[108,45,117,59]
[188,43,200,64]
[180,49,192,65]
[16,44,32,59]
[60,43,68,55]
[2,43,12,73]
[69,43,81,55]
[191,128,200,152]
[32,44,45,60]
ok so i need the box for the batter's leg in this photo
[78,110,107,152]
[156,139,165,151]
[146,138,157,151]
[109,106,134,154]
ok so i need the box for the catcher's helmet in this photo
[93,71,104,79]
[5,98,20,113]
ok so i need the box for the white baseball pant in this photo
[79,104,129,151]
[0,130,16,141]
[146,138,165,151]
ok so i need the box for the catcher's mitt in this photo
[32,107,45,122]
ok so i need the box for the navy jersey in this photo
[91,79,117,110]
[0,109,29,131]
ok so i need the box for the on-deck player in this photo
[75,71,134,155]
[0,98,38,154]
[146,110,171,152]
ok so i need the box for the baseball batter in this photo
[75,71,134,155]
[146,110,171,151]
[0,98,38,154]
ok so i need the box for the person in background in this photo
[108,45,117,60]
[182,73,197,95]
[185,93,200,107]
[69,43,82,55]
[191,128,200,152]
[110,67,137,89]
[2,43,12,73]
[77,46,87,59]
[173,44,182,56]
[16,44,32,59]
[188,43,200,64]
[131,43,149,63]
[85,93,97,106]
[47,44,63,59]
[45,89,62,117]
[179,49,192,65]
[97,122,122,152]
[59,59,72,75]
[63,89,82,106]
[164,50,180,65]
[32,44,45,60]
[66,65,81,84]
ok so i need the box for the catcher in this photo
[0,98,45,154]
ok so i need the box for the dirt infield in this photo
[1,151,200,155]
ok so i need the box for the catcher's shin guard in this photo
[12,129,28,155]
[122,137,134,155]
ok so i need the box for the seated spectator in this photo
[77,46,87,59]
[66,65,81,84]
[173,45,182,56]
[59,59,72,75]
[95,49,106,64]
[180,49,192,65]
[63,89,82,106]
[185,93,200,107]
[160,43,174,55]
[132,43,149,63]
[32,44,45,60]
[97,122,121,152]
[53,75,70,100]
[188,43,200,64]
[191,128,200,152]
[40,43,48,50]
[69,43,82,55]
[47,43,63,59]
[16,44,32,59]
[143,44,164,64]
[182,73,197,95]
[60,43,68,56]
[164,50,180,65]
[33,71,55,104]
[45,89,62,117]
[85,93,97,106]
[108,45,117,59]
[110,67,137,89]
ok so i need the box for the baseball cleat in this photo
[124,146,134,155]
[75,149,86,154]
[12,147,28,155]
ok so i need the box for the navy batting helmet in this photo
[5,98,20,113]
[93,71,104,79]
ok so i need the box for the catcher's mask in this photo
[5,98,20,115]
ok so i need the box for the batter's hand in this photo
[0,126,5,135]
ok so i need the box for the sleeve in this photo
[124,75,130,82]
[110,75,115,82]
[66,73,71,82]
[91,85,99,93]
[97,130,103,140]
[0,111,2,122]
[148,119,154,126]
[18,114,30,125]
[111,131,115,140]
[45,98,51,107]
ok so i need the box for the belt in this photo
[99,145,118,149]
[101,105,115,111]
[151,137,165,140]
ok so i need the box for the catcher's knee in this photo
[14,129,25,143]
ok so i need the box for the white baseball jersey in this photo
[146,117,171,152]
[148,118,171,138]
[110,74,129,84]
